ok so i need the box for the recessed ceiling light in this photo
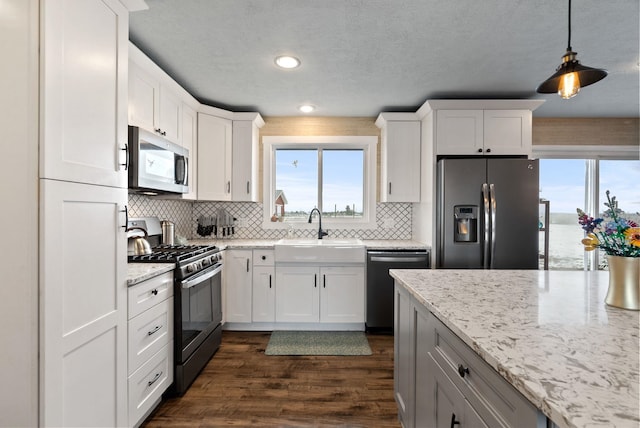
[275,55,300,69]
[298,104,315,113]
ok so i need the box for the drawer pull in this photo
[147,325,162,336]
[450,413,460,427]
[457,364,469,378]
[147,371,163,387]
[151,289,158,296]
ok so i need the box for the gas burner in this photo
[128,244,220,266]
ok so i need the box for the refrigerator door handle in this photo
[489,183,497,269]
[482,183,490,269]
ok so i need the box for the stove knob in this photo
[186,263,197,273]
[202,258,211,267]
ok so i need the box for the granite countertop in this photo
[126,239,428,286]
[187,238,428,251]
[389,269,640,428]
[127,263,174,286]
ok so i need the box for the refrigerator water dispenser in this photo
[454,206,477,242]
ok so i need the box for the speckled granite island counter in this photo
[390,269,640,428]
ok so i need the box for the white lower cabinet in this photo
[40,179,128,427]
[275,266,364,323]
[224,249,253,323]
[394,283,546,428]
[222,248,364,329]
[127,271,174,427]
[275,266,320,323]
[252,266,275,322]
[128,342,173,427]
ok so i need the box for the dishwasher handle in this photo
[369,255,429,263]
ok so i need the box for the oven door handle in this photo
[181,264,223,289]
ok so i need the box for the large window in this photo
[263,136,377,229]
[538,156,640,270]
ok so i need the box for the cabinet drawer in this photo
[128,297,174,375]
[128,271,174,319]
[253,249,274,266]
[128,341,174,428]
[430,313,541,428]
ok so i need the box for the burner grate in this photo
[128,244,219,264]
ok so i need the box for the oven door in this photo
[178,263,222,363]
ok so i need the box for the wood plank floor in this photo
[142,331,400,427]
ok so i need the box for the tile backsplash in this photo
[128,194,411,241]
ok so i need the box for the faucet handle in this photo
[320,230,329,239]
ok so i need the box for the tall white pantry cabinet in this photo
[40,0,129,426]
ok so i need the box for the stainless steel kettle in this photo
[126,227,152,256]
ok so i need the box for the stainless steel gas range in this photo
[128,217,222,395]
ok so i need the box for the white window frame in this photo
[533,145,640,270]
[262,136,378,230]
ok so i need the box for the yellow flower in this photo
[581,233,599,251]
[624,227,640,248]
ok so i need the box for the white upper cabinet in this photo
[198,111,233,201]
[40,0,128,188]
[232,113,265,202]
[376,113,421,202]
[435,110,484,155]
[483,110,532,155]
[418,100,544,157]
[128,60,181,144]
[127,62,158,134]
[436,109,532,156]
[157,86,181,144]
[197,110,263,202]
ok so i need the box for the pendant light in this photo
[536,0,607,99]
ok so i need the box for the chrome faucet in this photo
[308,208,328,239]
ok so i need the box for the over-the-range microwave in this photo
[128,126,189,194]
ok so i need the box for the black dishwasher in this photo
[366,249,430,333]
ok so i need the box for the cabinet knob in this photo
[486,148,491,153]
[477,148,483,153]
[262,255,266,260]
[457,364,469,378]
[151,289,158,296]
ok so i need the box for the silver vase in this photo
[605,255,640,310]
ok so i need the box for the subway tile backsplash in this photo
[128,194,411,241]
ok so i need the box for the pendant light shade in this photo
[536,0,607,98]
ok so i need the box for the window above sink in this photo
[262,136,377,231]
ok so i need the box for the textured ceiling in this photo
[129,0,640,118]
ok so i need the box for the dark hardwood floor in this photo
[143,330,400,427]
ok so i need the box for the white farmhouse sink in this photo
[276,238,363,246]
[275,238,365,263]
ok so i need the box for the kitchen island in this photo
[390,269,639,428]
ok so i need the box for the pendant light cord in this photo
[567,0,572,51]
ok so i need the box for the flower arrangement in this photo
[577,191,640,257]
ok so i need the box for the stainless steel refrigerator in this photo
[436,158,539,269]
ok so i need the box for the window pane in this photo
[274,149,317,222]
[599,160,640,214]
[539,159,587,270]
[598,160,640,268]
[322,149,364,219]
